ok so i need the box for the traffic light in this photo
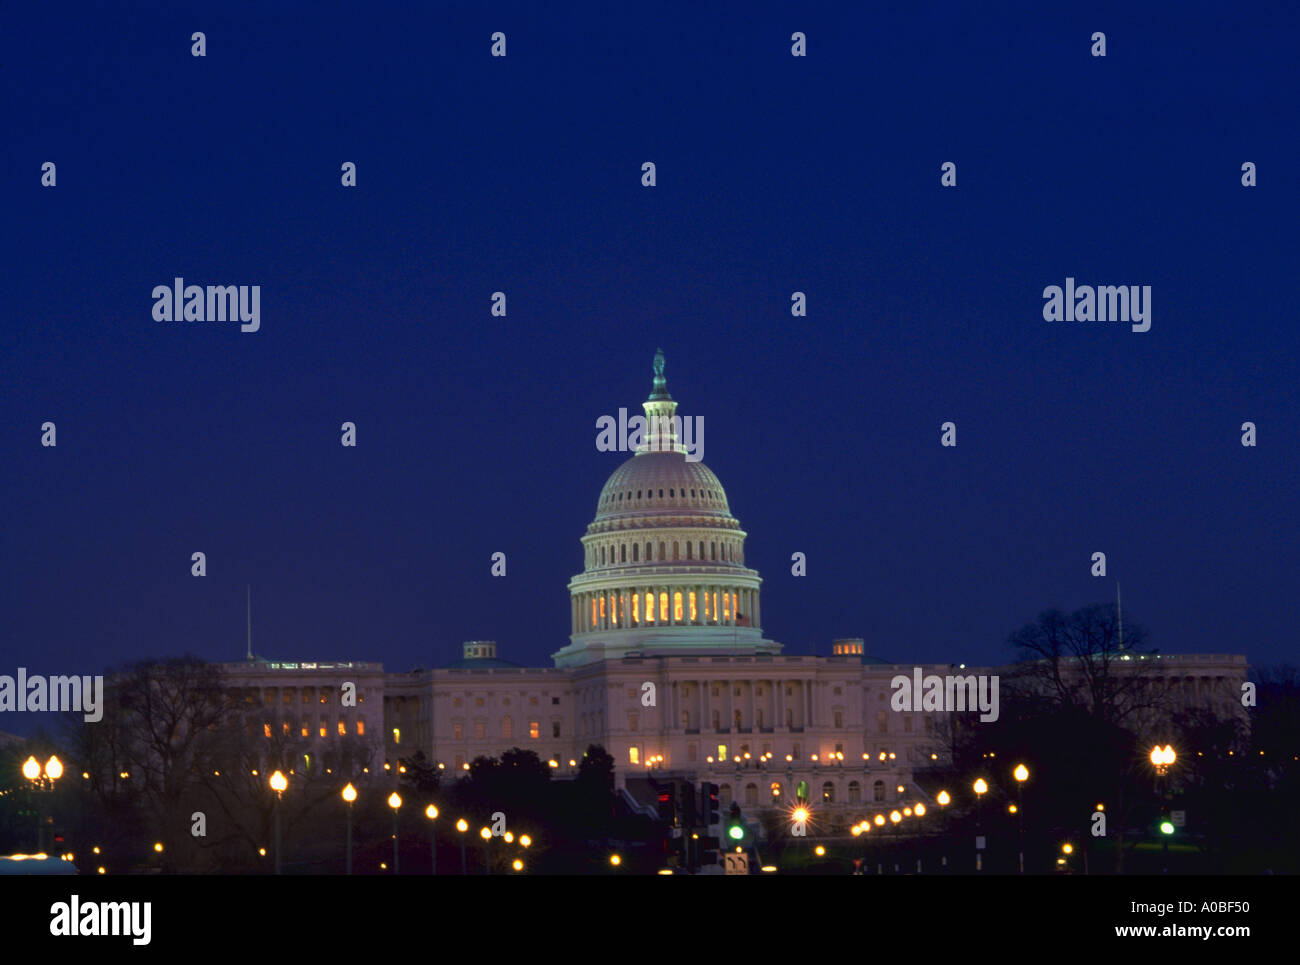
[1159,807,1174,836]
[678,783,697,827]
[702,783,720,826]
[698,835,720,864]
[726,802,746,843]
[657,782,677,825]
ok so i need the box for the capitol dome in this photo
[552,350,778,667]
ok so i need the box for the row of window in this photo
[262,719,365,738]
[626,709,933,734]
[450,695,560,708]
[449,719,561,740]
[699,780,897,807]
[627,741,920,766]
[585,589,746,628]
[589,538,741,567]
[603,486,722,508]
[233,687,366,706]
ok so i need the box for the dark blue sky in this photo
[3,1,1297,709]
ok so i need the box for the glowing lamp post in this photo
[269,770,288,875]
[1150,745,1176,873]
[456,818,469,874]
[1013,764,1029,874]
[22,756,62,852]
[972,778,988,872]
[341,783,357,875]
[388,792,402,874]
[425,804,439,875]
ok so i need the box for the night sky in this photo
[3,2,1297,730]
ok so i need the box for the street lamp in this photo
[972,778,988,872]
[388,792,403,874]
[480,826,492,875]
[269,770,288,875]
[1150,744,1176,873]
[1013,764,1029,874]
[341,783,357,875]
[456,818,469,874]
[425,804,439,875]
[21,755,62,852]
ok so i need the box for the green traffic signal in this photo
[728,823,744,841]
[1159,820,1175,835]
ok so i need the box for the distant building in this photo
[217,353,1249,825]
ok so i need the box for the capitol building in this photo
[220,352,1249,824]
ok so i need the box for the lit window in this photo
[689,591,697,621]
[529,721,540,739]
[591,598,597,627]
[264,723,272,739]
[282,721,290,735]
[718,745,727,760]
[357,720,365,735]
[673,592,683,621]
[600,596,606,620]
[629,747,640,765]
[301,723,309,738]
[723,593,731,621]
[392,727,400,744]
[659,592,668,622]
[632,593,640,624]
[644,592,654,623]
[319,725,327,738]
[338,721,347,736]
